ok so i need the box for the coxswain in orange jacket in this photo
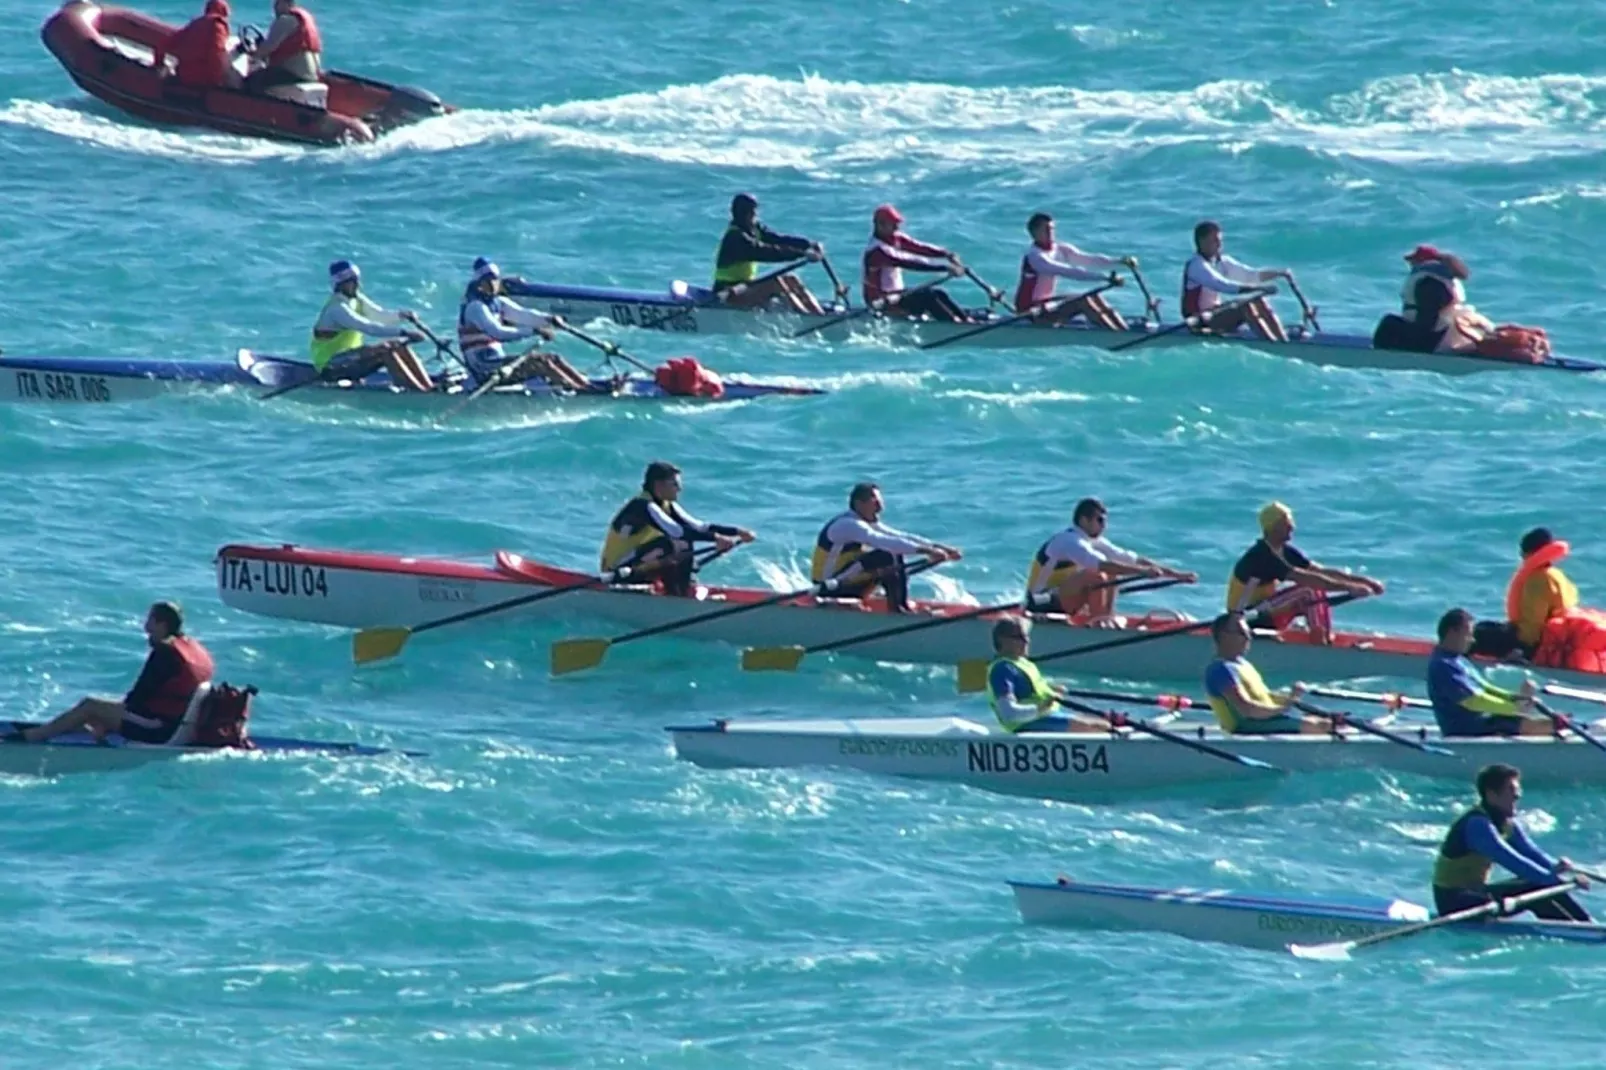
[155,0,234,89]
[12,602,215,745]
[246,0,323,92]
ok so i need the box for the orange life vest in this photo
[1505,540,1569,624]
[267,6,322,66]
[143,636,216,723]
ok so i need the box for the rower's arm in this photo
[1465,816,1558,884]
[495,297,558,334]
[665,503,740,541]
[872,245,950,275]
[464,300,528,343]
[1187,257,1255,295]
[1026,245,1105,283]
[755,223,815,255]
[322,297,407,339]
[860,520,939,556]
[1221,679,1287,721]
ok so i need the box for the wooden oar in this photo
[1286,276,1322,333]
[790,275,954,339]
[717,259,810,303]
[550,558,941,676]
[1108,288,1274,353]
[1128,262,1160,322]
[1534,699,1606,756]
[964,268,1009,311]
[351,545,727,665]
[409,316,465,372]
[1053,694,1280,773]
[955,590,1363,694]
[1291,698,1456,757]
[435,343,548,422]
[1305,685,1429,710]
[1289,881,1579,962]
[819,254,851,308]
[741,574,1183,673]
[917,279,1121,351]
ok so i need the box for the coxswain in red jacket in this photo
[12,602,215,745]
[860,205,970,323]
[154,0,233,89]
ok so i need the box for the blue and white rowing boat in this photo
[0,729,412,777]
[0,351,823,407]
[1009,877,1606,952]
[505,278,1605,376]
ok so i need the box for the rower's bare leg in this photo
[1053,571,1106,619]
[1086,293,1127,331]
[535,354,592,392]
[780,276,826,316]
[21,697,125,742]
[1519,717,1555,737]
[1248,298,1288,343]
[1298,717,1330,734]
[385,345,434,392]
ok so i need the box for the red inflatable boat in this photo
[41,1,452,145]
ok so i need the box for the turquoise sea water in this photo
[6,0,1606,1065]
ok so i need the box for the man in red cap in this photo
[861,205,969,322]
[154,0,236,89]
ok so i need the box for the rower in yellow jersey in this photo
[1202,612,1324,734]
[600,461,755,597]
[985,618,1106,733]
[712,194,827,314]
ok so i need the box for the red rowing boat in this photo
[41,1,451,145]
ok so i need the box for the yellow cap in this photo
[1258,501,1293,534]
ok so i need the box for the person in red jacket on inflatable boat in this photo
[243,0,323,94]
[154,0,237,90]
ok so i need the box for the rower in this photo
[862,204,968,323]
[1015,213,1130,330]
[1026,497,1196,623]
[458,258,591,392]
[13,602,214,744]
[1226,502,1384,645]
[986,618,1106,733]
[1427,608,1549,737]
[154,0,236,89]
[1432,762,1591,920]
[601,461,755,597]
[1181,221,1290,342]
[1203,612,1324,734]
[243,0,322,96]
[311,260,433,392]
[1507,527,1580,656]
[811,482,961,613]
[713,193,826,315]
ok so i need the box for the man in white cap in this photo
[309,260,434,391]
[458,257,591,392]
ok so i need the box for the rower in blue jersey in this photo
[985,617,1105,733]
[1427,608,1550,737]
[1432,762,1591,920]
[1202,612,1323,734]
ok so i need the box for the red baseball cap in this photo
[1404,244,1443,263]
[873,204,904,225]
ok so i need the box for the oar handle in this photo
[963,268,1007,308]
[1534,699,1606,755]
[819,255,850,306]
[1129,263,1160,321]
[406,316,462,367]
[1285,276,1321,333]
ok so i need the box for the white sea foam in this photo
[9,69,1606,170]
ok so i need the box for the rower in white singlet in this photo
[1180,220,1290,341]
[1013,212,1130,329]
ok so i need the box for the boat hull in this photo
[667,716,1606,799]
[40,1,451,144]
[505,280,1604,375]
[0,729,405,777]
[1008,879,1606,952]
[0,353,820,406]
[211,543,1606,689]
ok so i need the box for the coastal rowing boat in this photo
[0,352,822,407]
[505,279,1606,376]
[1008,878,1606,952]
[665,715,1606,799]
[0,729,410,777]
[212,543,1606,688]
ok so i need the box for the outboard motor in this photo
[371,84,446,128]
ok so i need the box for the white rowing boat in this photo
[1,683,417,776]
[1008,878,1606,952]
[213,543,1606,688]
[505,279,1605,376]
[666,715,1606,799]
[0,352,820,407]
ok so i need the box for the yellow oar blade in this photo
[550,637,611,676]
[956,658,990,694]
[740,645,807,673]
[352,627,412,665]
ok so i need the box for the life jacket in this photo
[192,681,257,749]
[142,636,216,723]
[164,12,230,88]
[713,223,758,286]
[987,655,1057,732]
[654,357,723,398]
[266,6,322,69]
[1026,529,1087,595]
[1204,655,1276,732]
[1433,804,1512,889]
[310,293,364,369]
[811,511,867,583]
[1180,254,1219,318]
[1505,540,1573,637]
[1534,608,1606,674]
[457,292,508,355]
